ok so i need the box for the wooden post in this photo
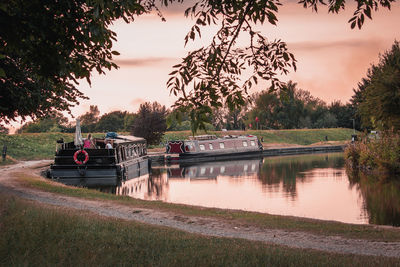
[2,144,7,162]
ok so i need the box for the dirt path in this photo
[1,161,400,258]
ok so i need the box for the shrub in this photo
[344,131,400,182]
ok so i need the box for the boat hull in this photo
[50,168,118,186]
[168,150,263,163]
[50,157,149,186]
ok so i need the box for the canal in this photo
[96,152,400,226]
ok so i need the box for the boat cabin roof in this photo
[189,135,217,141]
[186,134,258,142]
[111,135,146,144]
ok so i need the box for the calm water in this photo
[110,153,377,225]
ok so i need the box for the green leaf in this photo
[364,7,372,19]
[283,53,289,61]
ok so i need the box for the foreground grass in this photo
[1,194,398,266]
[16,173,400,242]
[0,128,353,161]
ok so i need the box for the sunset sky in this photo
[9,1,400,131]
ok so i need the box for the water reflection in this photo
[77,153,400,226]
[258,154,345,199]
[167,159,262,179]
[347,173,400,226]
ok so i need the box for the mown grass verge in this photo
[1,194,399,266]
[15,172,400,242]
[163,128,354,146]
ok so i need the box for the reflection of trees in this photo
[147,168,168,197]
[348,174,400,226]
[259,153,344,197]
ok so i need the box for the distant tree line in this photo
[17,83,359,138]
[167,81,358,132]
[17,107,136,134]
[245,81,356,130]
[17,102,168,145]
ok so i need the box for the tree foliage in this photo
[167,0,395,132]
[329,100,358,129]
[246,81,355,129]
[0,0,395,126]
[131,102,168,145]
[96,110,134,132]
[18,107,135,133]
[17,111,71,133]
[0,0,157,123]
[79,105,100,132]
[354,41,400,131]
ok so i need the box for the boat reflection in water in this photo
[167,159,263,179]
[115,168,167,200]
[108,159,263,201]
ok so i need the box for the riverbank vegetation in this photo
[0,128,353,161]
[344,131,400,226]
[2,194,397,266]
[345,131,400,182]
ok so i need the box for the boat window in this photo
[219,142,225,149]
[199,144,205,151]
[220,166,225,173]
[250,140,256,146]
[242,141,248,147]
[209,143,213,150]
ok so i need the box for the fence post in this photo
[2,144,7,162]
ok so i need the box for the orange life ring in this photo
[73,150,89,165]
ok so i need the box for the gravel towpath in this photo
[1,161,400,258]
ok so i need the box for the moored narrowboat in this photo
[49,135,149,186]
[166,134,263,162]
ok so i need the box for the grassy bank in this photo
[1,194,398,266]
[0,128,354,161]
[16,173,400,242]
[163,128,354,146]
